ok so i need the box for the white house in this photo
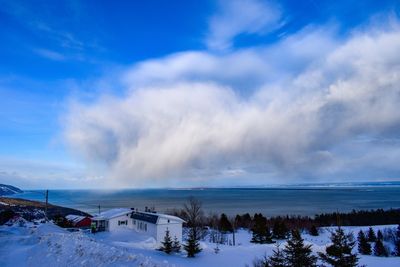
[92,208,133,232]
[92,208,185,246]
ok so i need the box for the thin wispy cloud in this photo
[33,48,66,61]
[206,0,284,50]
[0,0,96,62]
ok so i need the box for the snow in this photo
[93,208,132,220]
[153,213,186,223]
[66,215,88,223]
[0,222,169,267]
[1,222,399,267]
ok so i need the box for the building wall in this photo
[108,213,134,231]
[131,218,157,239]
[99,213,183,248]
[130,218,183,246]
[75,217,92,228]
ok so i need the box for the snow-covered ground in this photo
[0,222,399,267]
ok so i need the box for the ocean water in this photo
[12,186,400,217]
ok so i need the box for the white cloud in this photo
[206,0,284,50]
[124,26,338,93]
[64,22,400,187]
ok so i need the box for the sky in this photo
[1,0,400,189]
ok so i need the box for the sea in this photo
[11,183,400,217]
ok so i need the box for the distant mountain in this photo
[0,184,23,196]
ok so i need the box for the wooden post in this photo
[45,190,48,221]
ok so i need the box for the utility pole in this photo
[98,205,101,215]
[232,222,236,246]
[45,190,49,222]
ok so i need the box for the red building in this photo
[65,214,92,228]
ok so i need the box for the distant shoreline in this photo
[16,180,400,191]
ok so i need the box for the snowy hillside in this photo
[0,222,169,267]
[1,221,399,267]
[0,184,23,196]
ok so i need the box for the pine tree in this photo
[160,229,173,254]
[183,197,203,257]
[184,227,202,257]
[377,229,383,241]
[272,220,289,239]
[367,227,376,242]
[253,254,270,267]
[395,224,400,256]
[373,238,388,257]
[218,213,233,233]
[309,225,319,236]
[357,230,371,255]
[251,214,274,244]
[318,227,358,267]
[283,229,317,267]
[172,235,181,253]
[268,245,286,267]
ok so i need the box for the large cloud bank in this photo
[64,3,400,187]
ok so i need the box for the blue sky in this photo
[1,0,400,189]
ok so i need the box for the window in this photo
[136,221,147,231]
[133,220,136,225]
[118,220,127,225]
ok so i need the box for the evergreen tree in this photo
[367,227,376,242]
[160,229,173,254]
[253,255,270,267]
[184,227,202,257]
[218,213,233,233]
[395,224,400,256]
[318,227,358,267]
[183,197,203,257]
[357,230,371,255]
[272,220,289,239]
[373,238,388,257]
[268,245,286,267]
[172,236,181,253]
[264,226,274,243]
[377,230,383,241]
[283,229,317,267]
[251,214,274,244]
[309,225,319,236]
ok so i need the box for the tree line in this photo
[162,199,400,260]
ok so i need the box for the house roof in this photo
[131,211,185,224]
[156,213,185,223]
[66,214,89,223]
[131,212,158,224]
[92,208,185,224]
[92,208,132,220]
